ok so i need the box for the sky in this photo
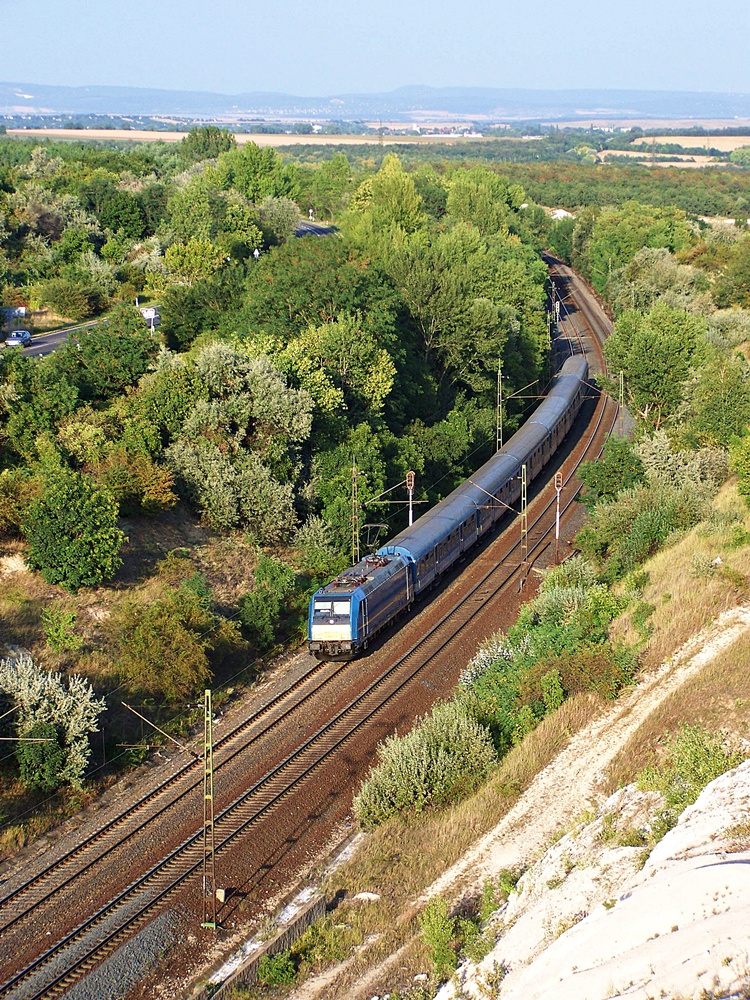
[2,0,749,96]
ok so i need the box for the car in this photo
[5,329,31,347]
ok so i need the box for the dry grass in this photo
[603,618,750,796]
[631,135,750,152]
[612,481,750,671]
[312,693,605,999]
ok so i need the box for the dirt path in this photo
[420,603,750,901]
[288,603,750,1000]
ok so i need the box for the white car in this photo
[5,330,31,347]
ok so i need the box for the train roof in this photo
[378,354,588,564]
[314,553,406,599]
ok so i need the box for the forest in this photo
[2,126,750,840]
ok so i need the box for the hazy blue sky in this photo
[2,0,749,95]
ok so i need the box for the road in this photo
[3,320,98,359]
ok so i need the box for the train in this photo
[307,353,590,659]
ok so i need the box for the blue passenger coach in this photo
[308,354,589,659]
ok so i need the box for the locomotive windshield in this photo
[313,599,350,617]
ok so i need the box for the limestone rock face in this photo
[439,760,750,1000]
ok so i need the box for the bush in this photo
[353,701,496,829]
[238,554,296,651]
[461,567,631,753]
[112,584,245,703]
[0,654,105,789]
[578,437,646,509]
[256,950,296,986]
[419,897,457,980]
[638,724,743,839]
[24,469,125,591]
[41,607,83,653]
[16,720,66,792]
[576,480,709,581]
[0,469,41,539]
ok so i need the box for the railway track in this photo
[0,655,356,935]
[0,260,615,1000]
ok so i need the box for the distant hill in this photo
[3,82,750,121]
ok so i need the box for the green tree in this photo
[281,314,396,421]
[167,176,229,243]
[584,201,694,297]
[213,142,299,202]
[239,236,400,350]
[0,352,79,461]
[307,152,353,218]
[604,303,705,427]
[67,303,158,401]
[681,348,750,447]
[578,436,646,509]
[159,266,247,350]
[98,190,146,239]
[179,125,236,163]
[446,165,525,237]
[164,237,225,284]
[258,195,300,245]
[714,236,750,308]
[347,154,425,239]
[24,469,125,591]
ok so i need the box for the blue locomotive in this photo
[308,355,589,659]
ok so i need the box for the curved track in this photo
[0,258,615,1000]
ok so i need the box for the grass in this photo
[611,481,750,672]
[601,481,750,794]
[284,692,606,1000]
[603,627,750,795]
[0,516,276,853]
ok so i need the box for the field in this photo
[598,149,719,169]
[632,134,750,151]
[5,127,508,147]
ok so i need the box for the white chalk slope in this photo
[440,760,750,1000]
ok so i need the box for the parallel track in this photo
[0,260,614,1000]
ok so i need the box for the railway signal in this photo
[406,470,415,526]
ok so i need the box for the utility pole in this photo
[496,361,503,452]
[520,463,528,569]
[554,472,563,564]
[618,370,624,437]
[406,470,415,527]
[201,689,217,931]
[351,461,361,565]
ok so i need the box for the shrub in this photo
[112,584,245,703]
[638,724,743,840]
[353,701,496,829]
[0,469,41,539]
[578,436,646,509]
[576,480,709,581]
[636,431,729,491]
[41,607,83,653]
[256,950,296,986]
[24,469,125,591]
[16,720,66,792]
[0,654,105,789]
[238,553,297,650]
[419,897,457,980]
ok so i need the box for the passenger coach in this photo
[308,354,589,659]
